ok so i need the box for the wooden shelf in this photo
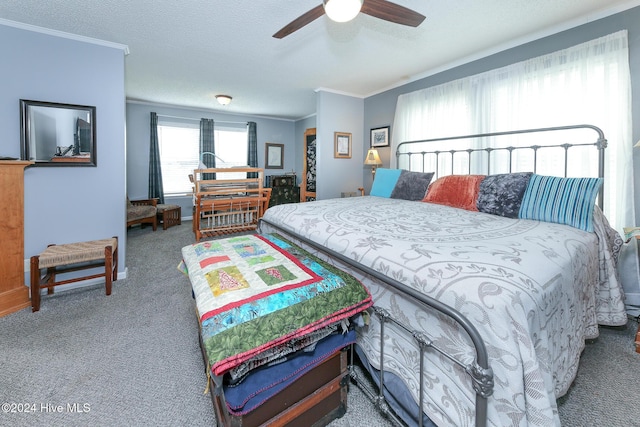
[50,155,91,163]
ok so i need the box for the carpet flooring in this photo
[1,222,638,427]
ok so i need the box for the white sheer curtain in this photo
[392,30,633,233]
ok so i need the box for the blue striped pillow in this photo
[519,174,602,232]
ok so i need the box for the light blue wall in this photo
[316,91,364,200]
[126,102,296,216]
[0,23,127,279]
[363,6,640,199]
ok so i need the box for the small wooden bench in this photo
[30,237,118,312]
[156,204,181,230]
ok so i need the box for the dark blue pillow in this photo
[476,172,533,218]
[390,170,434,201]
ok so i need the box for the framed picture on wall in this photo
[334,132,352,159]
[370,126,390,148]
[265,143,284,169]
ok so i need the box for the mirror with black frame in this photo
[20,100,96,166]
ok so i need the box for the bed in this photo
[258,125,627,427]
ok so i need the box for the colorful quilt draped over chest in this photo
[180,233,372,376]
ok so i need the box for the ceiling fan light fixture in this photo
[216,94,232,106]
[323,0,363,23]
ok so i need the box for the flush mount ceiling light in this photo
[216,95,232,106]
[323,0,363,23]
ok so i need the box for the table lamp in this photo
[364,148,382,179]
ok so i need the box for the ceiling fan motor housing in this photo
[273,0,426,39]
[323,0,363,23]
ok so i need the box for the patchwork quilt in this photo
[180,233,372,376]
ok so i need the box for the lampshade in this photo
[364,148,382,166]
[635,139,640,148]
[323,0,363,23]
[216,95,232,106]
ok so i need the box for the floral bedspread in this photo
[180,233,372,376]
[260,196,626,427]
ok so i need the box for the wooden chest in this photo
[211,348,348,427]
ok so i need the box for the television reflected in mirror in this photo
[20,100,96,166]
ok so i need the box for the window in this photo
[158,121,248,196]
[211,126,249,180]
[392,31,631,231]
[158,122,199,196]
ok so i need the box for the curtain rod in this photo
[156,113,247,125]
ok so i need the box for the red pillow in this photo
[422,175,486,211]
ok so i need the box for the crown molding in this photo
[126,98,296,123]
[366,0,640,98]
[0,18,129,55]
[315,87,364,99]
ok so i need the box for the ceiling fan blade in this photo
[361,0,425,27]
[273,5,325,39]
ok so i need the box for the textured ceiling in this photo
[0,0,638,120]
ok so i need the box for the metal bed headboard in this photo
[396,124,607,209]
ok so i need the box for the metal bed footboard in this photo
[259,218,494,427]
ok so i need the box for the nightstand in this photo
[623,228,640,353]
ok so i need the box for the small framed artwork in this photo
[265,143,284,169]
[370,126,390,148]
[334,132,352,159]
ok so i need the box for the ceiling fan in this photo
[273,0,426,39]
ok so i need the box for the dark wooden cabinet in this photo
[269,186,300,207]
[267,174,299,207]
[0,161,32,317]
[268,175,295,188]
